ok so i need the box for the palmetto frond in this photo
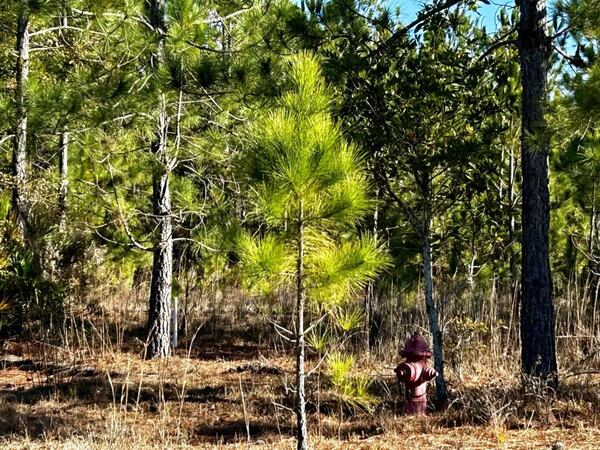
[332,307,364,333]
[306,327,333,353]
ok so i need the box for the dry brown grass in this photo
[1,329,600,450]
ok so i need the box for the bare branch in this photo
[171,237,220,252]
[106,162,154,252]
[476,35,518,62]
[0,135,14,146]
[186,40,240,54]
[369,0,464,58]
[306,350,330,378]
[303,313,330,337]
[29,25,106,38]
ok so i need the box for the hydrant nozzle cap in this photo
[400,333,433,358]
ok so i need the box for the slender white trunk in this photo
[508,128,517,295]
[13,7,30,240]
[365,188,380,351]
[296,202,308,450]
[58,129,69,230]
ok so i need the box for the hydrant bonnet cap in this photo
[400,333,433,358]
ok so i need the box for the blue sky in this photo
[388,0,516,31]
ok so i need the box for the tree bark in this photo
[422,227,448,406]
[58,129,69,231]
[295,203,308,450]
[146,0,173,359]
[13,6,30,241]
[518,0,558,384]
[365,188,380,350]
[147,95,173,359]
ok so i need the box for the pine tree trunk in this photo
[589,181,596,256]
[589,182,599,313]
[365,188,379,351]
[295,204,308,450]
[508,133,517,294]
[13,7,30,241]
[422,227,448,406]
[146,0,173,359]
[518,0,558,384]
[147,97,172,359]
[58,129,69,230]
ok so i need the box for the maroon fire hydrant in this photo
[394,333,438,415]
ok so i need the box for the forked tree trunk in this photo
[518,0,558,385]
[422,227,448,406]
[295,204,308,450]
[13,7,30,241]
[146,0,173,359]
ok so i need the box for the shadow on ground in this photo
[0,399,70,438]
[194,419,292,442]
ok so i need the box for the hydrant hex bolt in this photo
[394,333,438,415]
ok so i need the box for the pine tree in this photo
[238,52,389,450]
[13,0,30,241]
[518,0,558,385]
[74,0,249,358]
[338,10,507,405]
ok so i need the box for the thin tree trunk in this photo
[365,188,380,351]
[146,0,173,359]
[147,96,172,358]
[58,129,69,230]
[59,0,70,43]
[588,182,598,265]
[589,182,599,315]
[509,141,517,279]
[518,0,558,384]
[422,228,448,406]
[295,202,308,450]
[588,181,595,255]
[507,130,518,350]
[13,6,30,240]
[57,0,71,234]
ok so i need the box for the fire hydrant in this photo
[394,333,438,415]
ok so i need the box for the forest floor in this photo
[1,331,600,449]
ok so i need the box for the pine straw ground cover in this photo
[1,338,599,449]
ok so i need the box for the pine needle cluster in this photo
[238,52,390,305]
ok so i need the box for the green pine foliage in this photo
[327,352,377,411]
[237,53,390,423]
[238,51,390,306]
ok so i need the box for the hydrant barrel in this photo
[395,334,437,415]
